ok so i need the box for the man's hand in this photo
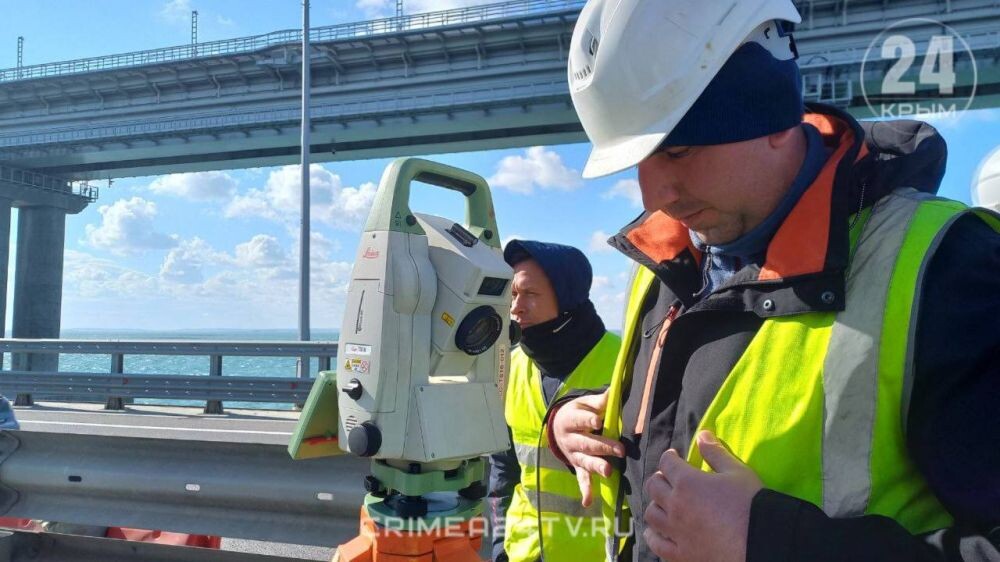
[550,390,625,507]
[642,431,763,562]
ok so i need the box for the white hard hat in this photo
[569,0,802,178]
[973,146,1000,212]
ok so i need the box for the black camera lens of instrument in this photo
[455,305,503,355]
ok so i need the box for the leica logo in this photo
[362,247,380,259]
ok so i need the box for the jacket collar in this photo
[610,104,869,313]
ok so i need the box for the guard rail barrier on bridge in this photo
[0,166,98,202]
[0,430,369,549]
[0,339,338,414]
[0,0,585,83]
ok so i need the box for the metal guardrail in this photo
[0,431,368,547]
[0,0,584,83]
[0,339,338,413]
[0,372,310,403]
[0,165,99,202]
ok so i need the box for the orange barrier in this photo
[0,518,221,549]
[106,527,222,549]
[0,518,41,531]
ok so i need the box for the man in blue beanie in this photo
[545,1,1000,561]
[488,240,620,562]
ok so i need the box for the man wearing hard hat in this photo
[545,1,1000,561]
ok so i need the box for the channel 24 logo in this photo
[861,18,978,119]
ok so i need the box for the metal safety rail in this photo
[0,165,99,202]
[0,430,368,548]
[0,0,585,83]
[0,339,338,413]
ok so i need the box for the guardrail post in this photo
[105,353,125,410]
[11,352,32,406]
[293,355,312,411]
[319,355,331,372]
[205,355,224,414]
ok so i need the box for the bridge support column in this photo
[12,206,67,405]
[0,199,11,369]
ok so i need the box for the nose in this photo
[638,159,682,211]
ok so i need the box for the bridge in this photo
[0,1,998,559]
[1,0,998,182]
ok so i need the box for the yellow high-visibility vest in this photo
[503,331,620,562]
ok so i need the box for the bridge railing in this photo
[0,339,338,414]
[0,165,100,202]
[0,0,585,83]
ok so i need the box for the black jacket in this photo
[581,104,1000,562]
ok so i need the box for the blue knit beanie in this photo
[503,240,593,314]
[663,23,804,147]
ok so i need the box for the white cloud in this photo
[587,260,639,331]
[593,289,627,330]
[356,0,389,17]
[488,147,582,195]
[158,0,192,23]
[592,275,612,291]
[589,230,613,253]
[603,179,643,208]
[216,15,235,26]
[235,234,288,269]
[63,231,356,330]
[84,197,177,256]
[159,237,233,283]
[63,250,157,299]
[291,230,343,262]
[225,165,377,230]
[148,171,238,201]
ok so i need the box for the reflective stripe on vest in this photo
[514,443,572,472]
[503,332,621,562]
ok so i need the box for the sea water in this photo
[3,329,340,411]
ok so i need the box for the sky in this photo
[0,1,998,332]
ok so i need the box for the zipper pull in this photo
[633,304,679,435]
[642,305,679,340]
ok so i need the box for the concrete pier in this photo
[0,199,11,367]
[0,166,93,406]
[12,206,68,379]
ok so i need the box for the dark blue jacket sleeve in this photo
[747,213,1000,562]
[488,426,520,562]
[906,213,1000,529]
